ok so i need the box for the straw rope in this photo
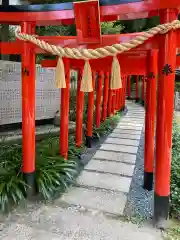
[15,20,180,91]
[15,20,180,59]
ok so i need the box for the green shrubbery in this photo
[0,111,121,212]
[93,113,121,139]
[0,136,83,212]
[171,120,180,218]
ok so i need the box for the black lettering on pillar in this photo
[22,67,30,77]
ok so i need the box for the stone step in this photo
[120,119,144,123]
[125,115,144,119]
[113,128,142,135]
[120,122,144,126]
[109,132,141,140]
[61,187,127,215]
[122,117,144,121]
[116,125,143,131]
[118,122,144,127]
[93,150,136,164]
[126,114,145,118]
[127,109,144,112]
[100,143,138,154]
[105,137,139,146]
[77,171,131,193]
[85,159,135,177]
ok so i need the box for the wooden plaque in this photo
[73,0,101,44]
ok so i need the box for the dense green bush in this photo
[0,145,26,212]
[93,112,121,139]
[171,120,180,218]
[0,137,81,212]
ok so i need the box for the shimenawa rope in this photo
[15,20,180,92]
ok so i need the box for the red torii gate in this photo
[0,0,180,225]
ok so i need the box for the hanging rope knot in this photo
[110,56,122,90]
[56,57,66,88]
[80,60,93,92]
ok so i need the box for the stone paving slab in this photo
[100,143,138,154]
[77,171,131,193]
[116,125,143,131]
[117,122,144,127]
[121,118,144,123]
[120,120,144,125]
[113,128,142,135]
[105,137,139,146]
[61,187,127,215]
[93,150,136,164]
[110,132,141,140]
[126,115,145,118]
[85,159,135,176]
[124,114,145,118]
[127,109,144,113]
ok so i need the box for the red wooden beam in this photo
[40,54,148,75]
[1,30,180,55]
[0,0,179,24]
[0,42,22,54]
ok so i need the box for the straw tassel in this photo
[110,56,122,89]
[55,57,66,88]
[80,60,93,92]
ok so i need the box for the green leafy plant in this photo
[35,136,81,199]
[35,155,77,200]
[171,120,180,218]
[93,112,121,139]
[0,135,81,211]
[0,145,26,212]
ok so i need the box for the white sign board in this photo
[0,61,60,125]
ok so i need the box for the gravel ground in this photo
[124,130,154,220]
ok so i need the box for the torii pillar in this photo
[154,8,178,225]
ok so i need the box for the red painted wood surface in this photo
[144,50,158,175]
[60,58,70,159]
[74,0,101,44]
[102,72,110,121]
[76,69,84,147]
[87,71,96,137]
[96,71,103,128]
[155,9,178,197]
[0,0,180,24]
[21,22,36,174]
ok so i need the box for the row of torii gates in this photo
[0,0,180,225]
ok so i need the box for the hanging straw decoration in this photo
[110,56,122,89]
[80,60,93,92]
[55,57,66,88]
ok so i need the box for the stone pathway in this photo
[62,101,145,216]
[0,101,163,239]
